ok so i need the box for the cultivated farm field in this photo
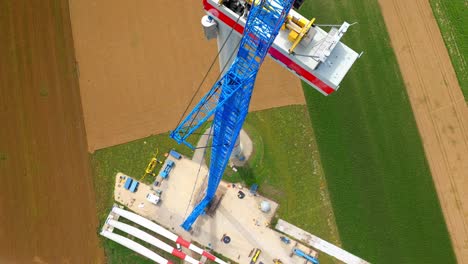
[300,0,456,263]
[429,0,468,102]
[0,0,104,262]
[379,0,468,262]
[69,0,304,152]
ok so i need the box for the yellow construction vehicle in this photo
[140,148,163,181]
[251,248,262,263]
[145,157,158,174]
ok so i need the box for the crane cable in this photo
[182,31,245,219]
[183,124,214,219]
[180,9,248,220]
[173,14,243,132]
[183,31,244,137]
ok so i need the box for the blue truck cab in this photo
[160,160,175,179]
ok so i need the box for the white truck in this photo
[146,193,160,205]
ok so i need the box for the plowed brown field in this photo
[69,0,304,152]
[0,1,104,263]
[378,0,468,262]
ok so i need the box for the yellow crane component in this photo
[288,17,315,54]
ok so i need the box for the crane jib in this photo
[170,0,295,231]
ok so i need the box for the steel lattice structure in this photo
[171,0,294,230]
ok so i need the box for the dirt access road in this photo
[378,0,468,262]
[0,1,104,263]
[69,0,304,151]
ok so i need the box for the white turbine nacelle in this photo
[201,0,360,95]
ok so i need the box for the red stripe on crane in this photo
[268,48,335,95]
[202,0,336,95]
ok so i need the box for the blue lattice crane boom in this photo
[171,0,295,230]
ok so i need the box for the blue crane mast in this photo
[170,0,295,230]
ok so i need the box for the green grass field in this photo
[299,0,456,263]
[429,0,468,102]
[241,106,340,246]
[91,105,340,264]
